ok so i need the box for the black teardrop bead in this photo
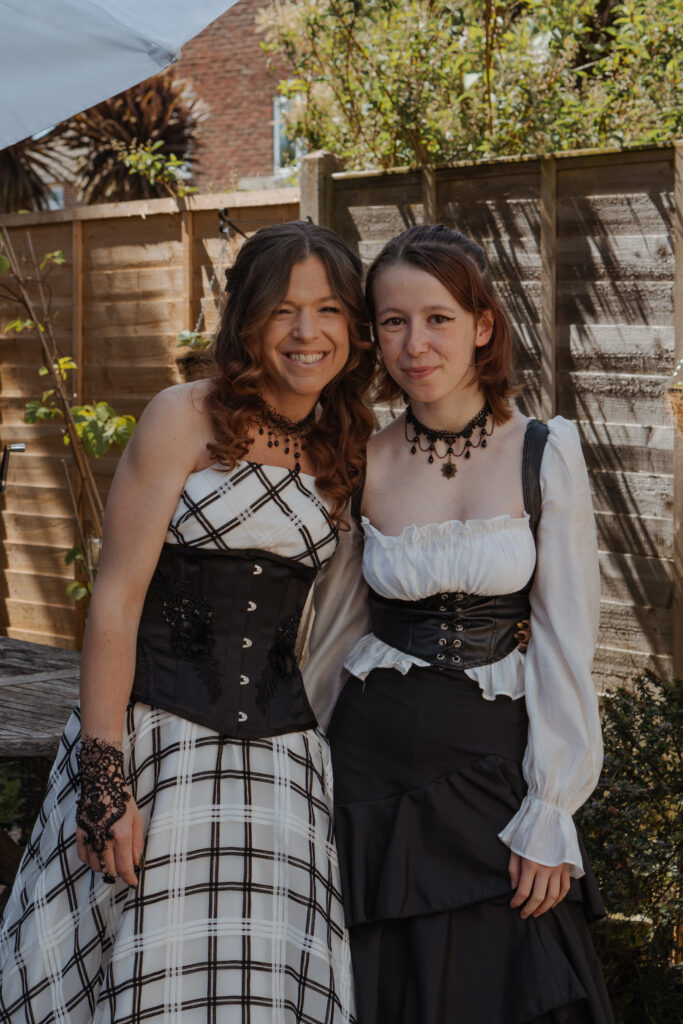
[284,447,290,454]
[274,440,279,446]
[481,439,487,448]
[411,446,416,454]
[267,441,273,448]
[259,427,264,435]
[465,450,471,459]
[428,455,434,464]
[447,447,453,454]
[466,439,472,447]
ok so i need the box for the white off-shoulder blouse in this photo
[303,415,603,879]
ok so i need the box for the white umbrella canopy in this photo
[0,0,240,149]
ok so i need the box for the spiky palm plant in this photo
[0,135,66,214]
[61,72,202,203]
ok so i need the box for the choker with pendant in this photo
[405,400,493,480]
[255,397,315,474]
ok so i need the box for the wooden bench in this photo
[0,637,80,890]
[0,637,80,758]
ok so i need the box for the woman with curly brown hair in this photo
[0,221,374,1023]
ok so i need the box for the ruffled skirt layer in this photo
[327,666,613,1024]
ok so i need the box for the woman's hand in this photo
[76,794,144,888]
[76,734,143,887]
[508,852,570,918]
[513,618,531,654]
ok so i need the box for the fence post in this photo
[539,155,558,421]
[673,143,683,679]
[421,165,437,223]
[180,206,197,334]
[299,151,341,228]
[71,218,84,403]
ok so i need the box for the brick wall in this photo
[176,0,278,191]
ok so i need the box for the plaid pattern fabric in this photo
[167,463,339,570]
[0,705,355,1023]
[0,463,354,1022]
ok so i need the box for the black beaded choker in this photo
[405,400,493,479]
[255,397,315,474]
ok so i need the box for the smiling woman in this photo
[259,256,351,414]
[327,224,615,1024]
[206,222,373,522]
[0,222,375,1023]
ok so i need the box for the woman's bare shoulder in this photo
[145,379,212,419]
[130,380,215,472]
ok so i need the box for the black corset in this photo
[130,543,317,738]
[368,586,531,671]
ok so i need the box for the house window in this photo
[273,96,302,176]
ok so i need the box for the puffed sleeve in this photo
[300,517,370,732]
[498,416,603,878]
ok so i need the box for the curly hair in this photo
[204,221,375,524]
[366,224,515,425]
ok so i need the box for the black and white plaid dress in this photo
[0,462,356,1024]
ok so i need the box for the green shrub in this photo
[578,672,683,1023]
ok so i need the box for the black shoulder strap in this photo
[522,419,550,538]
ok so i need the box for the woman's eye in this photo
[320,305,341,314]
[274,308,292,316]
[379,317,404,328]
[431,314,455,324]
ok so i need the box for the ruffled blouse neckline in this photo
[361,512,531,544]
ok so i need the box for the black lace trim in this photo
[255,610,301,712]
[76,735,131,855]
[153,567,221,702]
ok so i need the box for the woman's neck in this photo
[409,389,488,434]
[258,389,319,423]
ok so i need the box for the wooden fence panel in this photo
[0,189,299,647]
[322,145,680,690]
[554,150,676,687]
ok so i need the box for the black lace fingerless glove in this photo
[76,734,131,855]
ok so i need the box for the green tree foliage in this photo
[0,136,66,214]
[59,71,201,202]
[258,0,683,170]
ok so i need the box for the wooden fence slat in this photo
[673,143,683,679]
[540,156,557,420]
[72,220,84,401]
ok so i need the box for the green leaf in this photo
[39,249,66,270]
[0,252,9,275]
[24,399,62,423]
[177,329,209,350]
[64,543,83,566]
[65,580,89,601]
[5,318,36,333]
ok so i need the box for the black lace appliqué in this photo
[153,568,221,702]
[76,735,131,855]
[256,611,301,713]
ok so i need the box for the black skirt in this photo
[328,666,614,1024]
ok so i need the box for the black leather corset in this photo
[130,543,318,738]
[368,586,531,672]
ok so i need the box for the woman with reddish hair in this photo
[0,221,373,1023]
[327,224,614,1023]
